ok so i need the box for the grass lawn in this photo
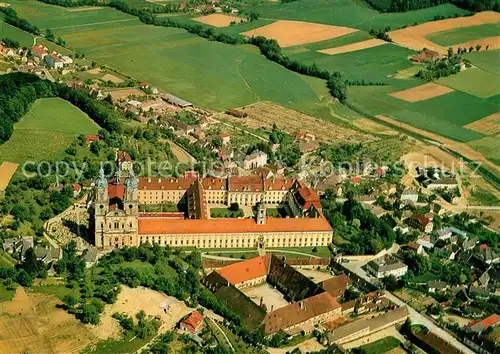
[468,136,500,163]
[465,49,500,75]
[408,272,438,283]
[0,283,15,302]
[31,284,80,301]
[81,331,153,354]
[355,336,401,354]
[210,207,244,218]
[0,252,16,268]
[267,246,332,258]
[427,23,500,46]
[470,188,500,206]
[437,68,500,98]
[0,98,99,164]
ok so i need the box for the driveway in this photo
[384,293,475,354]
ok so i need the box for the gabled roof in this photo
[320,274,351,295]
[182,311,203,329]
[466,314,500,331]
[263,292,340,334]
[217,255,271,285]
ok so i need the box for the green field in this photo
[438,68,500,98]
[285,43,415,83]
[348,83,495,142]
[354,336,401,354]
[427,23,500,46]
[465,49,500,74]
[0,98,99,164]
[284,31,373,53]
[245,0,469,31]
[468,136,500,163]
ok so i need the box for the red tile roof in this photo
[321,274,351,295]
[229,175,264,192]
[351,176,361,184]
[466,314,500,329]
[217,255,271,285]
[410,214,431,226]
[181,311,203,333]
[86,135,99,145]
[263,178,294,191]
[407,241,421,250]
[264,292,341,334]
[138,215,332,235]
[138,177,196,191]
[295,186,320,210]
[108,180,125,199]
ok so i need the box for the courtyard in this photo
[242,283,289,312]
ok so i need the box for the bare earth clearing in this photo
[242,20,357,47]
[0,288,96,354]
[86,67,102,74]
[104,88,145,100]
[318,39,387,55]
[389,11,500,53]
[101,73,124,84]
[389,82,454,102]
[377,115,500,175]
[95,286,192,339]
[0,161,18,191]
[353,118,399,135]
[267,338,325,354]
[193,14,246,27]
[159,138,197,163]
[465,112,500,135]
[218,102,373,144]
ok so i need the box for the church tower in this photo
[124,167,139,217]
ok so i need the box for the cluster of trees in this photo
[268,124,302,167]
[0,73,47,143]
[44,29,66,47]
[322,190,395,254]
[0,246,48,289]
[369,27,393,42]
[0,7,40,35]
[416,50,464,80]
[1,37,20,49]
[113,311,160,339]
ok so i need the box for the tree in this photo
[382,275,400,291]
[20,247,44,277]
[469,46,474,53]
[16,269,33,287]
[475,44,482,52]
[211,136,222,148]
[486,44,490,50]
[80,303,100,324]
[62,294,78,309]
[248,11,260,21]
[45,28,55,41]
[229,202,239,212]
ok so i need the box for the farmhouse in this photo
[366,255,408,279]
[401,189,418,203]
[179,311,204,334]
[162,93,192,107]
[406,214,434,233]
[411,49,440,63]
[31,44,47,59]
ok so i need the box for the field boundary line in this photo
[47,18,136,30]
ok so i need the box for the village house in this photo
[466,314,500,334]
[295,130,316,142]
[116,150,133,172]
[179,311,204,334]
[243,151,268,170]
[82,247,99,268]
[427,280,449,293]
[401,189,419,203]
[34,246,63,265]
[2,236,33,256]
[44,54,64,69]
[366,255,408,279]
[31,44,48,59]
[406,241,424,254]
[426,177,459,190]
[406,214,434,233]
[299,141,320,154]
[85,135,100,146]
[219,133,230,145]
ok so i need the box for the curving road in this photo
[384,292,475,354]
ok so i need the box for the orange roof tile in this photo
[321,274,351,295]
[138,216,332,235]
[138,177,195,191]
[217,255,271,285]
[229,175,264,192]
[182,311,203,329]
[467,314,500,328]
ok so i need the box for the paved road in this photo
[385,292,474,354]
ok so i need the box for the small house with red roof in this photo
[86,135,100,146]
[219,132,230,145]
[406,214,433,233]
[31,44,48,59]
[179,311,204,334]
[466,314,500,333]
[351,176,361,185]
[73,184,82,197]
[116,150,133,171]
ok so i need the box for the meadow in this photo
[52,18,323,111]
[245,0,469,31]
[464,49,500,74]
[0,98,99,164]
[427,23,500,46]
[437,68,500,98]
[285,43,416,83]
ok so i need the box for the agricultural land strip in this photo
[427,22,500,46]
[0,162,18,191]
[241,20,358,47]
[389,83,454,102]
[437,68,500,98]
[465,113,500,135]
[318,38,387,55]
[389,11,500,53]
[193,14,246,27]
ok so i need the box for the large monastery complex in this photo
[90,168,333,249]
